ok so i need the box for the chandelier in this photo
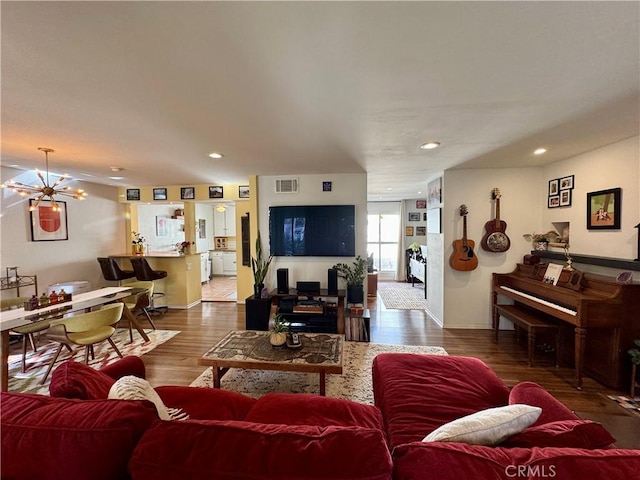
[1,147,87,211]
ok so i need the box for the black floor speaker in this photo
[327,268,338,295]
[277,268,289,294]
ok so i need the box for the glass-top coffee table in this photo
[198,330,343,396]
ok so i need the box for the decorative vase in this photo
[132,244,144,255]
[347,284,364,304]
[269,332,287,347]
[533,241,548,251]
[254,283,264,298]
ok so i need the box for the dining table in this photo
[0,286,150,391]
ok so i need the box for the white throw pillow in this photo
[422,404,542,446]
[108,375,189,421]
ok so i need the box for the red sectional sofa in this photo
[1,356,392,480]
[372,353,640,480]
[3,354,639,480]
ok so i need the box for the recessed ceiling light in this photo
[109,176,124,180]
[417,191,422,194]
[110,167,124,172]
[420,142,441,150]
[209,152,224,159]
[386,187,393,191]
[534,148,547,155]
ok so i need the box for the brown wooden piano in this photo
[493,263,640,389]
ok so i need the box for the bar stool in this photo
[97,257,136,285]
[129,257,168,314]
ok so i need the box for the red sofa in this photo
[2,357,392,480]
[372,353,640,480]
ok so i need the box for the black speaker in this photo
[327,269,338,295]
[277,268,289,294]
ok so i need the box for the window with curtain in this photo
[367,213,400,273]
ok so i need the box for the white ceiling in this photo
[2,2,638,201]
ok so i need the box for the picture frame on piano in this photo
[587,188,621,230]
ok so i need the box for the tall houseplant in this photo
[332,255,367,304]
[251,231,273,298]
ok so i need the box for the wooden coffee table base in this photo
[199,330,343,397]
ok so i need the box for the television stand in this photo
[269,288,346,335]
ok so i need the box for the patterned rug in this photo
[378,281,429,310]
[608,395,640,418]
[190,342,448,404]
[8,328,180,395]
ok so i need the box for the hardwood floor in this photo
[134,287,639,448]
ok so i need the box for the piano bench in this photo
[494,304,560,367]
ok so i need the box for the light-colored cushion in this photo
[422,404,541,446]
[108,375,188,421]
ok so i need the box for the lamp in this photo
[1,147,87,211]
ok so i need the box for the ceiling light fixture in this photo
[0,147,87,211]
[209,152,224,159]
[420,142,441,150]
[216,204,226,212]
[534,148,547,155]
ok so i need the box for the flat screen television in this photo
[269,205,355,257]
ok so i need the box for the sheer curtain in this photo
[395,201,406,281]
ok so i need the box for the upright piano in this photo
[493,263,640,389]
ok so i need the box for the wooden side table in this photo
[367,273,378,298]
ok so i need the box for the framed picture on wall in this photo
[126,188,140,201]
[427,178,442,208]
[587,187,621,230]
[208,186,223,199]
[559,189,572,207]
[181,187,195,199]
[559,175,574,190]
[548,195,560,208]
[408,212,421,222]
[153,188,167,201]
[416,199,426,209]
[416,226,426,236]
[239,185,250,198]
[30,200,68,241]
[405,226,414,236]
[548,179,559,196]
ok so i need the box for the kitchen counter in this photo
[110,253,202,308]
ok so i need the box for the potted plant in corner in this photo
[270,313,289,347]
[628,339,640,397]
[332,255,367,304]
[251,231,273,298]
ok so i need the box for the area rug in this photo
[378,281,429,310]
[608,395,640,418]
[8,328,180,396]
[190,342,447,404]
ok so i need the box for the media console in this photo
[269,288,346,335]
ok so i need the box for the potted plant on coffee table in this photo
[270,313,289,347]
[251,231,273,298]
[332,255,367,304]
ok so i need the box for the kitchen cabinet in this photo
[210,251,224,275]
[214,204,236,237]
[222,252,237,275]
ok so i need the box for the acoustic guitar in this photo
[450,205,478,271]
[481,188,511,253]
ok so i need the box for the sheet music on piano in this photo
[543,263,564,286]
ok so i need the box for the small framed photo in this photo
[559,175,574,190]
[427,177,442,208]
[30,200,68,241]
[416,199,426,209]
[208,186,223,199]
[548,179,559,196]
[559,189,572,207]
[322,181,332,192]
[238,185,250,198]
[548,195,560,208]
[408,212,421,222]
[416,226,426,236]
[423,212,427,221]
[181,187,195,200]
[587,187,621,230]
[405,226,414,236]
[126,188,140,201]
[153,188,167,201]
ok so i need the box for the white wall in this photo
[258,173,367,291]
[0,168,124,297]
[442,167,542,328]
[136,204,186,253]
[542,136,639,270]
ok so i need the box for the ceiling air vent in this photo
[275,178,299,193]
